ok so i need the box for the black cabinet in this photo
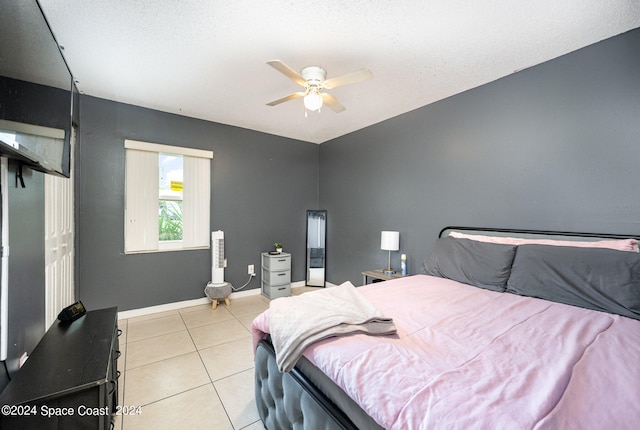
[0,308,120,429]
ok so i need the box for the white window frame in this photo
[124,139,213,254]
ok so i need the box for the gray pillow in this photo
[506,245,640,320]
[422,237,517,292]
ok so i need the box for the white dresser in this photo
[261,252,291,299]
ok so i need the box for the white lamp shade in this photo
[381,231,399,251]
[304,92,323,111]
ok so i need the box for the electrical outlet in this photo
[248,264,255,275]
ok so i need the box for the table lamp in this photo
[381,231,400,274]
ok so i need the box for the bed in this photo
[252,227,640,429]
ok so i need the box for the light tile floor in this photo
[114,286,319,430]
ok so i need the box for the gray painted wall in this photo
[0,77,70,389]
[319,28,640,285]
[5,162,45,379]
[77,96,319,312]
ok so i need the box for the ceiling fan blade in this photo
[323,68,373,89]
[321,93,345,113]
[266,92,305,106]
[267,60,307,87]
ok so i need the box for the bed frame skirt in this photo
[255,339,382,430]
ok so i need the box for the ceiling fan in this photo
[266,60,373,113]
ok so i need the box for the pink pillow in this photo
[449,231,639,253]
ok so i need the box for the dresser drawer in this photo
[262,254,291,271]
[262,268,291,285]
[262,282,291,299]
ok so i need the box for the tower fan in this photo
[211,230,225,285]
[205,230,232,309]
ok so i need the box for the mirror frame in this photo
[305,210,327,287]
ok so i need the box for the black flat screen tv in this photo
[0,0,74,178]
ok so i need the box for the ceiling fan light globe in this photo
[304,92,323,111]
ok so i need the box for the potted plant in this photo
[274,242,283,253]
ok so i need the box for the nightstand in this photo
[361,269,405,285]
[261,252,291,299]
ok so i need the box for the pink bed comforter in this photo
[252,275,640,429]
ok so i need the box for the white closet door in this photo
[44,161,75,329]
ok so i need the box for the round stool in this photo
[205,282,232,310]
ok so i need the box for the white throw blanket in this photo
[269,281,396,372]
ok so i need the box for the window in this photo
[124,140,213,253]
[159,153,183,242]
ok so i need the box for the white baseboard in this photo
[118,280,312,320]
[117,297,211,320]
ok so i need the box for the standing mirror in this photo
[306,210,326,287]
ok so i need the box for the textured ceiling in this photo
[36,0,640,144]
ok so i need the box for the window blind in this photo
[124,140,212,254]
[125,149,159,253]
[182,155,210,248]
